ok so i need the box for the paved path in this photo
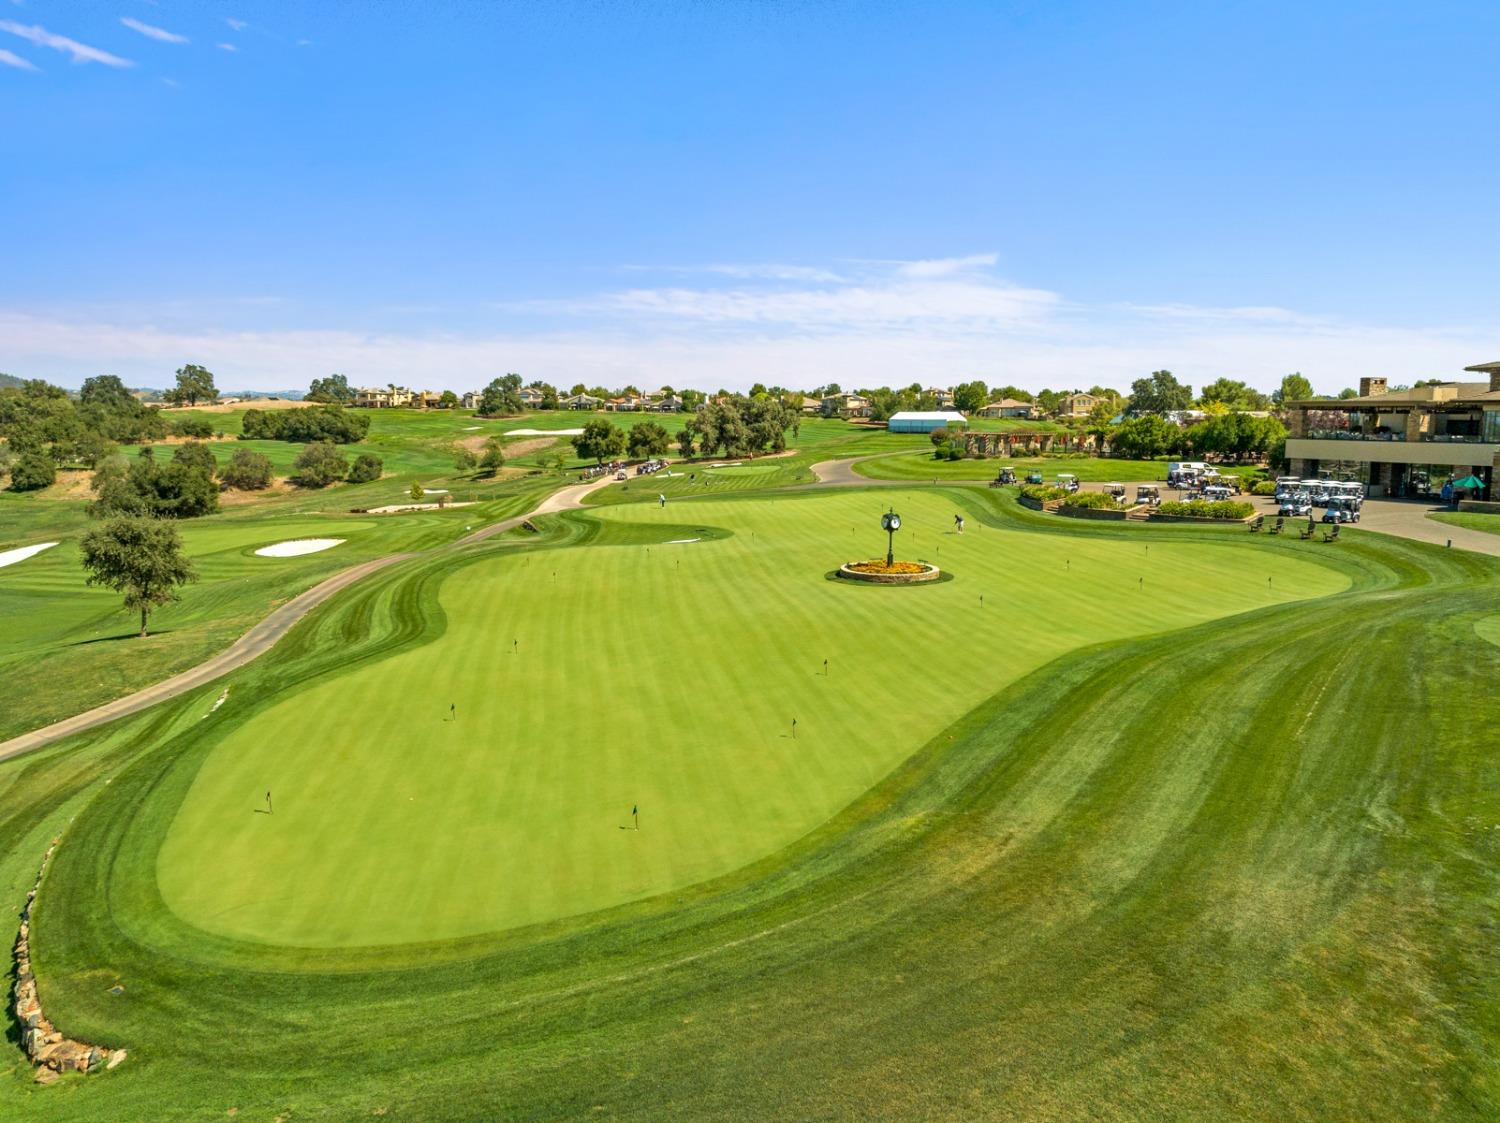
[0,473,621,763]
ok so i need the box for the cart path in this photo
[0,473,620,763]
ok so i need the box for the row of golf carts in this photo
[1275,477,1365,523]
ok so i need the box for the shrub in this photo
[1058,490,1119,509]
[8,450,56,491]
[1251,480,1277,496]
[293,441,349,488]
[171,441,218,475]
[346,453,383,484]
[171,414,216,438]
[241,404,369,444]
[1157,499,1255,520]
[929,427,950,447]
[1020,484,1067,502]
[220,449,274,490]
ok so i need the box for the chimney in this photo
[1359,377,1388,398]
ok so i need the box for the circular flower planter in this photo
[836,560,942,585]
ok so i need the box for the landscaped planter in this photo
[837,561,942,585]
[1055,504,1144,521]
[1147,512,1258,524]
[1018,496,1062,512]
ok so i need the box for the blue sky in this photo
[3,0,1497,393]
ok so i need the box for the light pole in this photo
[881,507,901,567]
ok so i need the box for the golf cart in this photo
[1104,482,1127,503]
[1025,470,1044,485]
[1135,483,1161,507]
[1056,473,1080,494]
[1279,494,1312,517]
[997,466,1017,486]
[1202,484,1234,502]
[1322,497,1360,523]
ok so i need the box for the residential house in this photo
[924,386,956,408]
[800,396,823,415]
[416,390,443,409]
[1057,392,1097,419]
[562,393,604,410]
[518,386,545,408]
[650,394,684,412]
[461,391,484,411]
[821,392,873,419]
[355,387,415,408]
[605,396,642,412]
[978,398,1036,419]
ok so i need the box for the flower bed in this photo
[845,560,927,575]
[837,560,942,585]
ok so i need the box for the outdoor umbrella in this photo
[1452,475,1485,490]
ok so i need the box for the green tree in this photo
[479,373,524,416]
[8,449,56,491]
[292,441,349,488]
[479,437,506,475]
[627,420,671,458]
[1272,372,1315,405]
[1337,387,1359,400]
[453,445,478,473]
[76,428,118,470]
[992,385,1033,403]
[1035,388,1065,415]
[1128,370,1193,415]
[409,480,426,501]
[1197,377,1270,410]
[171,441,218,475]
[166,364,218,407]
[952,380,988,414]
[346,453,384,483]
[439,390,460,409]
[572,418,625,464]
[676,422,696,458]
[220,448,274,490]
[79,374,138,412]
[306,373,356,403]
[1109,415,1176,459]
[79,517,197,637]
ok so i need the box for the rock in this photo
[106,1049,127,1070]
[33,1067,59,1086]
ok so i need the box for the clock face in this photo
[883,513,901,531]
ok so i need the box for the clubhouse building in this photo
[1284,362,1500,499]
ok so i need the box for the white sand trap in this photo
[254,538,345,558]
[461,425,482,430]
[0,541,59,569]
[422,488,450,495]
[366,501,477,514]
[666,538,701,544]
[505,427,582,436]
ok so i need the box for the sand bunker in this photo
[505,428,582,436]
[366,502,477,514]
[666,538,702,545]
[253,538,346,558]
[0,541,59,569]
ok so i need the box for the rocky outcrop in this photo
[12,839,126,1084]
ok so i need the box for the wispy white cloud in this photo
[3,257,1492,393]
[217,42,237,52]
[0,45,36,69]
[226,18,248,32]
[120,17,187,44]
[0,20,133,66]
[893,252,1000,278]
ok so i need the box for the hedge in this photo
[1058,490,1120,510]
[1020,484,1068,502]
[1156,499,1255,520]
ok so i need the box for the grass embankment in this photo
[2,489,1493,1119]
[1429,510,1500,536]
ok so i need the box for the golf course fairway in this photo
[154,488,1349,946]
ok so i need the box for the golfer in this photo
[954,514,965,534]
[659,493,667,508]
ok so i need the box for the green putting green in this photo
[156,488,1348,946]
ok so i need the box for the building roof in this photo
[1462,361,1500,373]
[888,410,969,424]
[1291,381,1500,408]
[984,398,1031,409]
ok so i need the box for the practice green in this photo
[156,488,1348,946]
